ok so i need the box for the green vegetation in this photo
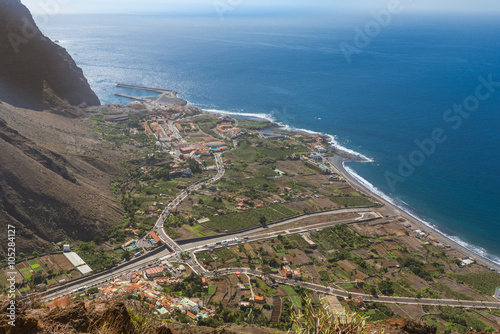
[91,114,154,148]
[220,177,280,199]
[253,278,277,296]
[204,204,297,232]
[78,250,117,271]
[419,287,442,299]
[318,269,331,284]
[312,225,372,251]
[167,273,205,298]
[392,278,418,298]
[231,140,305,165]
[448,272,500,296]
[207,285,216,295]
[214,248,239,262]
[292,297,371,334]
[282,234,310,249]
[438,306,494,333]
[433,281,474,300]
[377,279,394,296]
[195,252,213,266]
[236,119,272,130]
[398,256,432,281]
[164,227,181,239]
[280,285,302,309]
[192,115,219,135]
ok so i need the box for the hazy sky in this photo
[21,0,500,15]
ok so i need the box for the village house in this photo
[144,266,165,279]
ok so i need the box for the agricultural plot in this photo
[447,272,500,296]
[204,204,297,232]
[51,254,76,271]
[190,224,216,237]
[195,251,213,266]
[285,234,311,249]
[318,269,331,284]
[328,194,374,208]
[26,258,45,274]
[212,279,227,303]
[37,255,62,273]
[280,285,302,309]
[16,261,33,280]
[311,224,372,251]
[214,248,239,262]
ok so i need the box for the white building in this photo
[63,244,70,253]
[494,287,500,301]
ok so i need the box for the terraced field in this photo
[205,204,297,232]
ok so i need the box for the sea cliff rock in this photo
[0,0,100,114]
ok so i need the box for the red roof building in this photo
[254,296,265,303]
[150,231,162,244]
[180,146,197,154]
[145,266,164,278]
[47,296,70,310]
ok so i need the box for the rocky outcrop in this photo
[0,0,100,114]
[0,299,135,334]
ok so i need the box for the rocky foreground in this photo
[0,296,452,334]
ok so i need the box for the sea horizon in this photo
[38,12,500,265]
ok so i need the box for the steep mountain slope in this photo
[0,0,121,258]
[0,0,100,113]
[0,105,125,258]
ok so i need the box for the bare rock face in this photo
[0,0,100,113]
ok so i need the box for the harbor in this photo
[115,84,187,107]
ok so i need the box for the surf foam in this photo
[344,165,500,267]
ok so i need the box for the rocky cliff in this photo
[0,0,100,114]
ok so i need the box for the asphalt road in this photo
[32,117,500,311]
[202,267,500,309]
[183,209,380,251]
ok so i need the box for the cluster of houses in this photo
[281,258,302,280]
[175,121,197,133]
[150,105,200,116]
[214,121,243,139]
[401,222,457,252]
[311,143,328,153]
[95,270,215,321]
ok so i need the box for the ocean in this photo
[40,11,500,264]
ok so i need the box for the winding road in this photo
[30,115,500,313]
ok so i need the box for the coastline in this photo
[326,152,500,272]
[199,108,500,272]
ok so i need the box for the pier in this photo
[116,84,176,94]
[114,93,150,101]
[115,84,187,106]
